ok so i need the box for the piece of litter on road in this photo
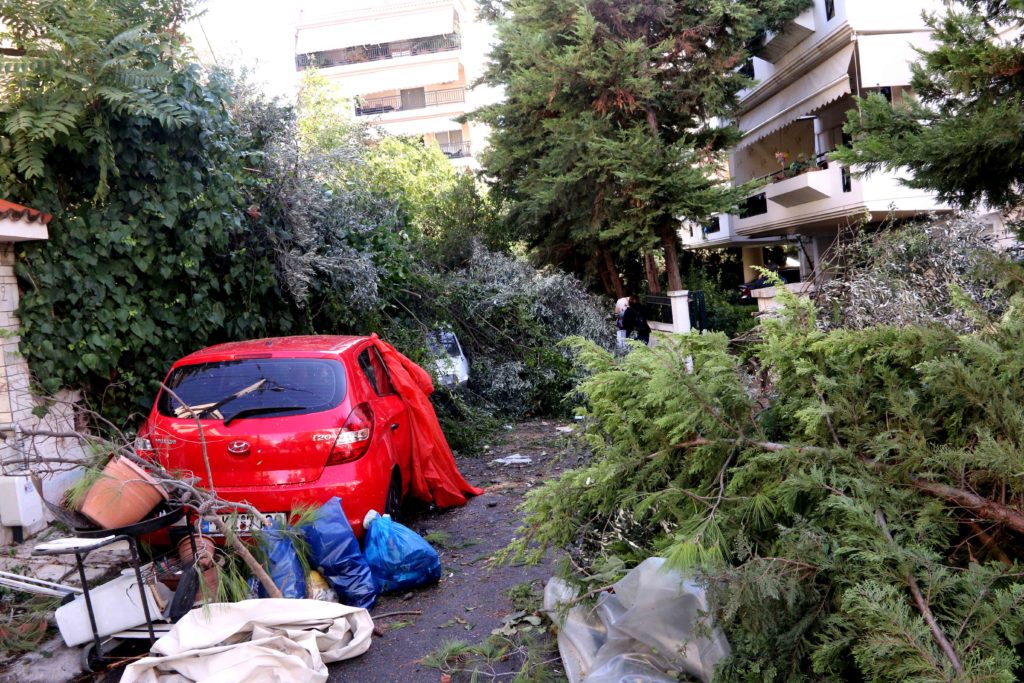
[503,424,514,430]
[486,500,499,508]
[556,425,575,433]
[490,454,533,466]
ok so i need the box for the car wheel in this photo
[384,469,403,522]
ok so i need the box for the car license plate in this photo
[197,512,286,535]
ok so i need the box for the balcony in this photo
[439,141,472,159]
[766,167,832,207]
[733,162,948,237]
[355,87,466,117]
[297,33,461,70]
[755,9,815,63]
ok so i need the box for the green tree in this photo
[472,0,811,295]
[0,1,298,420]
[363,136,503,266]
[833,0,1024,211]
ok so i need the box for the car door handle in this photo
[390,423,399,431]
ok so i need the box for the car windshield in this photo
[426,331,461,358]
[158,359,345,421]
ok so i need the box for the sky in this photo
[185,0,302,99]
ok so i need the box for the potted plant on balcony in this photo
[773,150,789,181]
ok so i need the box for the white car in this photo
[427,330,469,387]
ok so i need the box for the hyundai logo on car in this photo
[227,440,251,455]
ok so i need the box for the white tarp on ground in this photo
[543,557,730,683]
[120,599,373,683]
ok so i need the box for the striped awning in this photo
[736,44,855,150]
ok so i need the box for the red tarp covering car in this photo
[371,334,483,508]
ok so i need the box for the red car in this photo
[135,336,413,537]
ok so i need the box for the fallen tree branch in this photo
[660,437,1024,535]
[210,516,283,599]
[876,510,965,676]
[911,478,1024,536]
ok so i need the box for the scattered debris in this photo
[543,557,729,683]
[489,454,533,467]
[555,425,575,433]
[491,611,544,637]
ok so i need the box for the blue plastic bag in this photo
[303,497,379,609]
[258,524,306,599]
[364,512,442,593]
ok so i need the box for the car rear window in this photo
[157,359,346,422]
[427,331,461,358]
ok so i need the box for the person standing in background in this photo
[614,296,630,349]
[622,296,651,346]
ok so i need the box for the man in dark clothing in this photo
[622,295,651,345]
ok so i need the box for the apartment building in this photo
[295,0,495,168]
[682,0,953,278]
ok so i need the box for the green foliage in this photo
[0,8,410,422]
[833,0,1024,211]
[512,276,1024,679]
[683,266,757,337]
[363,136,505,267]
[473,0,812,291]
[816,214,1007,332]
[9,65,294,422]
[397,247,614,419]
[0,0,609,431]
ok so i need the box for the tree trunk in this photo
[659,222,683,292]
[644,251,662,295]
[602,245,625,298]
[594,248,615,296]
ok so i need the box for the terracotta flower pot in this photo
[177,536,220,598]
[79,457,169,529]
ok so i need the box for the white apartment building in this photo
[294,0,497,168]
[682,0,952,278]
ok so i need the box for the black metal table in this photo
[31,505,195,670]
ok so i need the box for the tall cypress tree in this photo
[833,0,1024,212]
[473,0,812,294]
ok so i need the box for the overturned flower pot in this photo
[79,457,169,529]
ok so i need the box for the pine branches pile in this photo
[512,277,1024,680]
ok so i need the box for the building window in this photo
[825,0,835,21]
[739,193,768,219]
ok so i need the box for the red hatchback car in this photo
[136,336,412,537]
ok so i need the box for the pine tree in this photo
[472,0,812,294]
[832,0,1024,211]
[509,244,1024,679]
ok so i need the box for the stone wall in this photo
[0,244,86,545]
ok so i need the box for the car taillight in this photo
[327,403,374,465]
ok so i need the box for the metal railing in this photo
[439,141,472,159]
[646,295,672,324]
[298,33,462,70]
[355,87,466,116]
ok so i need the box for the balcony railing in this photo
[355,87,466,116]
[297,33,462,70]
[439,141,472,159]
